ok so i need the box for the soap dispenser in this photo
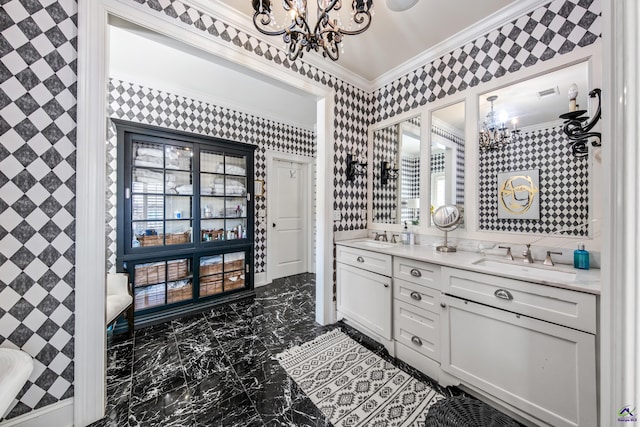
[574,243,590,270]
[402,222,410,245]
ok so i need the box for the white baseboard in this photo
[0,399,73,427]
[254,272,267,287]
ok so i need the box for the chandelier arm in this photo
[252,12,288,36]
[339,11,373,35]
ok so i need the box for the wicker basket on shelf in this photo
[224,259,244,271]
[134,259,189,286]
[200,262,223,276]
[137,231,191,247]
[200,274,223,296]
[201,229,225,242]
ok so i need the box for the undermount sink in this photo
[472,258,577,282]
[354,240,395,249]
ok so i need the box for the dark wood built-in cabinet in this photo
[114,120,255,324]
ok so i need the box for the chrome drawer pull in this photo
[411,336,422,346]
[410,268,422,277]
[494,289,514,301]
[356,256,365,263]
[410,291,422,301]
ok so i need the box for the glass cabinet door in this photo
[199,251,246,297]
[200,150,247,243]
[131,142,193,248]
[133,258,193,310]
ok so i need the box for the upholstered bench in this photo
[106,273,134,336]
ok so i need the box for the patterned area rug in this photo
[275,329,444,426]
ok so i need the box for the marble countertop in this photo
[336,239,601,295]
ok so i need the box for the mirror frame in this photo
[367,43,602,246]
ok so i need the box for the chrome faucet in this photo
[498,246,514,261]
[391,234,399,244]
[374,231,388,242]
[523,244,534,263]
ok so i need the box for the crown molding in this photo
[183,0,373,92]
[371,0,551,90]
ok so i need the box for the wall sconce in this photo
[346,153,367,181]
[559,87,602,157]
[381,160,399,185]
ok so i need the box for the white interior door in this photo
[269,159,308,280]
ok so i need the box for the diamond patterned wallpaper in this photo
[371,0,601,122]
[106,79,316,274]
[479,123,588,235]
[0,0,77,420]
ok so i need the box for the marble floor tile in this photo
[129,385,193,427]
[95,273,469,427]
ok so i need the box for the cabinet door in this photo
[441,295,597,427]
[336,263,391,340]
[200,150,248,243]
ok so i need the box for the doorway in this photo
[266,153,314,283]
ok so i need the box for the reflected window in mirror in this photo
[372,115,420,225]
[477,61,590,236]
[431,101,465,227]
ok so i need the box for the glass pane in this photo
[133,222,163,247]
[225,154,246,176]
[225,195,246,217]
[200,151,224,174]
[166,171,192,195]
[132,168,163,193]
[135,284,165,310]
[200,255,222,275]
[167,280,192,303]
[132,195,164,221]
[224,271,245,291]
[225,177,246,196]
[164,224,192,245]
[201,173,224,196]
[200,274,223,297]
[166,145,193,171]
[201,219,225,242]
[167,258,191,281]
[224,252,244,272]
[201,197,225,219]
[134,261,165,286]
[133,142,164,168]
[224,218,247,240]
[165,196,192,219]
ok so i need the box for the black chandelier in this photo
[558,88,602,157]
[251,0,374,61]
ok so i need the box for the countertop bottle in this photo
[402,222,410,245]
[574,243,590,270]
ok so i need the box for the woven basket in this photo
[200,262,223,276]
[200,274,223,297]
[224,259,244,271]
[138,231,191,247]
[135,259,189,286]
[425,396,520,427]
[167,282,192,303]
[224,272,245,290]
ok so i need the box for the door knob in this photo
[272,223,276,228]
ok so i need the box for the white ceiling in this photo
[109,18,318,130]
[215,0,517,81]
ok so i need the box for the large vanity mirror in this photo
[430,101,465,227]
[477,60,591,237]
[372,115,421,225]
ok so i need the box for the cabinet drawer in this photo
[442,267,596,333]
[394,300,439,361]
[393,257,441,290]
[336,245,392,276]
[394,278,441,314]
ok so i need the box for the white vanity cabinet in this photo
[393,257,442,381]
[440,267,598,427]
[336,246,393,352]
